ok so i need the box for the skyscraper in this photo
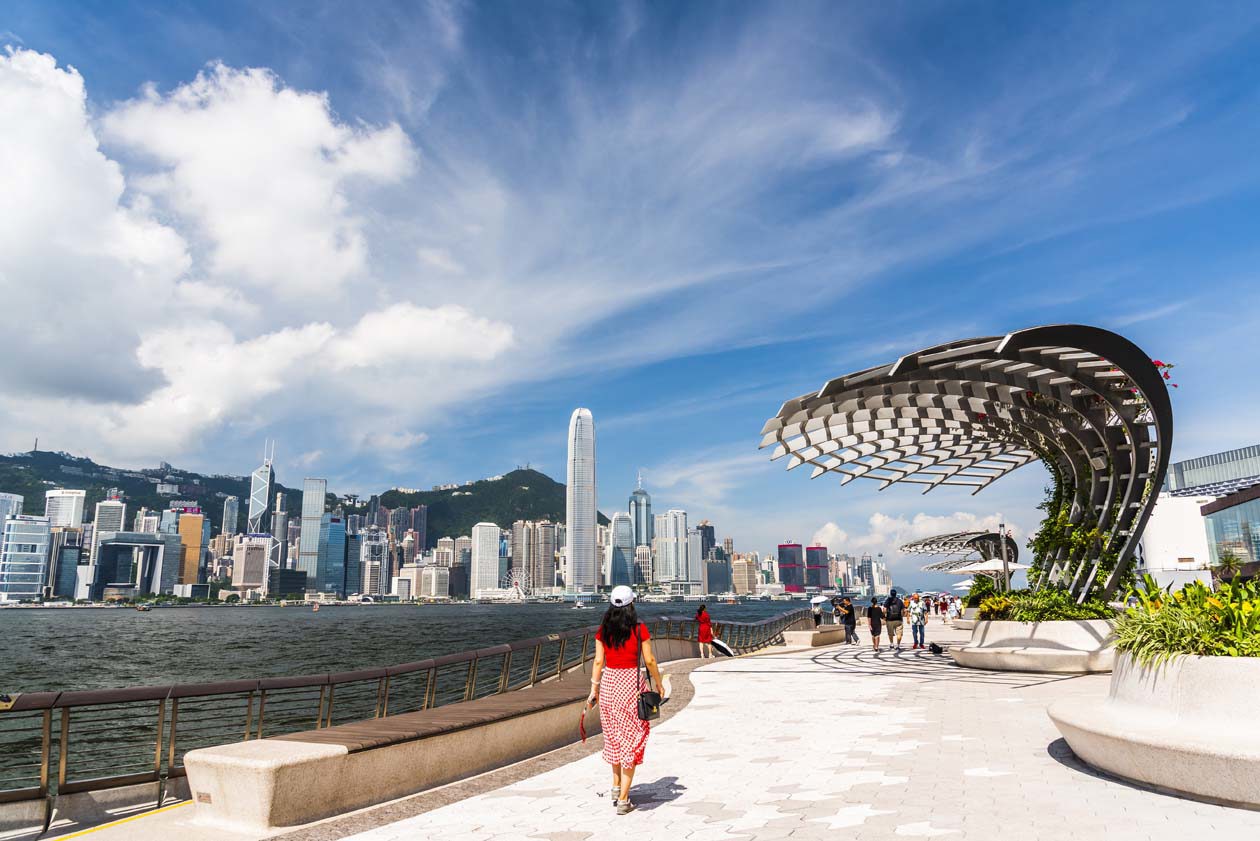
[359,526,388,595]
[247,448,275,534]
[222,496,240,537]
[0,493,22,524]
[512,520,559,593]
[271,492,288,568]
[176,510,206,585]
[44,489,86,528]
[609,512,635,587]
[653,509,689,585]
[0,515,52,602]
[471,522,501,596]
[566,408,597,592]
[410,505,428,549]
[629,473,652,547]
[90,498,127,565]
[317,514,346,596]
[297,478,327,583]
[778,543,804,592]
[805,545,829,589]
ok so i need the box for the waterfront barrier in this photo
[0,609,810,838]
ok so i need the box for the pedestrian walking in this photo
[695,604,713,659]
[947,597,961,621]
[841,596,858,644]
[868,597,883,652]
[883,589,905,650]
[588,585,665,815]
[909,593,928,649]
[812,602,823,627]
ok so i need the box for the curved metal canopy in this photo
[899,531,1019,572]
[759,325,1173,600]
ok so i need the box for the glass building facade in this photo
[1167,444,1260,497]
[1202,486,1260,566]
[0,516,52,601]
[777,543,804,592]
[805,546,829,589]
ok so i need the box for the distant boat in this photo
[571,602,588,610]
[135,604,151,612]
[312,603,320,612]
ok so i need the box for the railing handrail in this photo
[0,607,811,816]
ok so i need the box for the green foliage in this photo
[1115,578,1260,664]
[964,574,996,608]
[1216,551,1243,582]
[977,588,1113,622]
[977,594,1014,620]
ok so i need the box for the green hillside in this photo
[379,468,608,548]
[0,452,604,546]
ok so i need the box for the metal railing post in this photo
[166,699,179,773]
[529,645,542,686]
[39,709,51,798]
[578,634,590,673]
[255,690,267,738]
[423,667,437,710]
[464,658,478,702]
[555,639,567,679]
[57,708,70,791]
[316,686,327,728]
[242,692,253,741]
[378,675,390,717]
[498,652,513,694]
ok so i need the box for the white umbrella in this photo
[952,558,1030,575]
[810,595,831,604]
[953,580,974,589]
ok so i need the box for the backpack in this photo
[885,598,903,620]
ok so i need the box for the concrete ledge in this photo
[952,619,1115,673]
[185,695,596,833]
[951,618,976,631]
[782,627,844,647]
[1049,653,1260,808]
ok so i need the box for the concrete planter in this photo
[1050,652,1260,808]
[951,619,1115,673]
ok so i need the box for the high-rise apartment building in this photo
[317,514,347,596]
[44,489,86,528]
[133,507,160,533]
[454,535,472,568]
[359,526,387,595]
[512,520,559,592]
[629,474,652,547]
[609,512,635,587]
[297,478,327,584]
[222,496,239,537]
[634,544,653,586]
[471,522,501,596]
[731,555,758,594]
[435,536,455,567]
[696,520,716,561]
[231,534,271,592]
[247,449,274,534]
[0,515,52,601]
[419,565,450,599]
[410,505,428,549]
[566,408,597,592]
[805,545,829,589]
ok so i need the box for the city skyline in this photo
[3,3,1259,589]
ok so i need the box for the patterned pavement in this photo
[334,620,1257,840]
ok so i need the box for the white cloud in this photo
[101,62,416,296]
[330,303,513,367]
[416,246,465,274]
[357,430,428,452]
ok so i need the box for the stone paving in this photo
[337,620,1260,841]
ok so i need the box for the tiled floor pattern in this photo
[338,621,1259,840]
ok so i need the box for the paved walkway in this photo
[335,621,1258,841]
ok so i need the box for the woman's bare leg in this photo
[611,763,621,794]
[619,764,636,801]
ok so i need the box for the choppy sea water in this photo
[0,601,799,693]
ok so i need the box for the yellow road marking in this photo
[55,800,191,838]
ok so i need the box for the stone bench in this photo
[1050,653,1260,808]
[951,619,1115,673]
[185,677,594,833]
[782,627,845,647]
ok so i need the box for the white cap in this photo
[610,585,635,607]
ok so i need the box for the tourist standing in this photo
[883,589,905,650]
[840,596,858,644]
[695,604,713,659]
[947,597,961,622]
[812,602,823,627]
[868,597,883,652]
[909,593,928,649]
[588,586,665,815]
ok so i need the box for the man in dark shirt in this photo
[883,589,905,650]
[840,596,858,644]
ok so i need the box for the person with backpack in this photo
[588,586,665,815]
[883,589,905,650]
[841,596,858,644]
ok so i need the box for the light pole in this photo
[998,522,1011,592]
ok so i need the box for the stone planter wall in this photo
[1050,652,1260,808]
[951,619,1115,673]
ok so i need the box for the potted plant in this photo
[1049,576,1260,807]
[953,586,1117,672]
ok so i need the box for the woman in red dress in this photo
[588,585,664,815]
[695,604,714,658]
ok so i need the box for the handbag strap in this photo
[636,624,655,691]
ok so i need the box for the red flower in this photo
[1163,372,1171,379]
[1152,359,1164,366]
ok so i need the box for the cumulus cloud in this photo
[101,63,416,297]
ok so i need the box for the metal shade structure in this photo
[759,325,1173,601]
[899,530,1019,573]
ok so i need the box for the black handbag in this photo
[636,626,662,721]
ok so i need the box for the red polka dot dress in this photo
[597,624,651,767]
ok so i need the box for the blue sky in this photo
[2,2,1259,590]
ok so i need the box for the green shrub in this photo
[977,595,1014,620]
[965,575,996,608]
[976,588,1113,622]
[1115,577,1260,664]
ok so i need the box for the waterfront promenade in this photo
[92,621,1256,841]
